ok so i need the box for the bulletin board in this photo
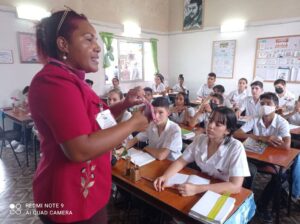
[211,40,236,79]
[253,35,300,83]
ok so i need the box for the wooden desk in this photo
[290,127,300,135]
[189,99,202,107]
[2,108,32,166]
[112,159,253,223]
[246,146,299,224]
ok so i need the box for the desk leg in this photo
[275,168,283,224]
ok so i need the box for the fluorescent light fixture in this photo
[221,19,245,33]
[16,5,50,21]
[123,21,141,37]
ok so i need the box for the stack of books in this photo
[181,128,195,140]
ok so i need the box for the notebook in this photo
[243,137,268,154]
[165,173,210,187]
[189,190,236,224]
[181,128,196,140]
[125,147,156,167]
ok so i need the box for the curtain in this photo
[150,38,159,73]
[99,32,114,68]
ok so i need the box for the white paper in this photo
[166,173,210,187]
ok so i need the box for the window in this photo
[104,38,155,84]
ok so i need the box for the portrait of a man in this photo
[183,0,203,30]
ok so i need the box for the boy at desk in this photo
[126,97,182,161]
[234,92,295,222]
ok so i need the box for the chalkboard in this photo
[211,40,236,79]
[254,35,300,83]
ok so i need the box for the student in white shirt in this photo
[188,93,224,128]
[284,96,300,125]
[143,87,153,103]
[127,97,182,161]
[234,92,293,222]
[172,74,188,94]
[154,107,250,196]
[109,77,124,93]
[212,84,232,108]
[107,89,132,123]
[237,81,264,119]
[152,73,166,95]
[274,79,295,113]
[196,72,216,99]
[170,92,195,125]
[227,78,249,111]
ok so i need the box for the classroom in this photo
[0,0,300,224]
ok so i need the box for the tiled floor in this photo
[0,144,300,224]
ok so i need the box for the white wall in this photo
[168,19,300,99]
[0,8,168,108]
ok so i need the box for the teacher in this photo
[29,8,148,224]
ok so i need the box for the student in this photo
[274,79,295,113]
[110,77,123,93]
[127,97,182,161]
[196,72,216,99]
[152,73,166,95]
[284,96,300,125]
[85,79,93,87]
[227,78,249,110]
[154,107,250,195]
[170,92,195,125]
[107,89,132,123]
[143,87,153,103]
[234,92,293,222]
[172,74,188,94]
[188,93,224,128]
[30,9,148,223]
[212,84,232,108]
[236,81,264,119]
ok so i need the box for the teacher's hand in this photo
[123,86,145,108]
[130,109,149,132]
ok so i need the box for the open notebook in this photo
[243,137,268,154]
[189,190,236,224]
[181,128,196,140]
[165,173,210,187]
[125,147,156,167]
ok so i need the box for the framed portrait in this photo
[0,50,13,64]
[183,0,203,31]
[17,32,40,63]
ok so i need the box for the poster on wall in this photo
[183,0,203,31]
[211,40,236,78]
[0,50,13,64]
[254,35,300,83]
[17,32,40,63]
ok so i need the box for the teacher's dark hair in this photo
[35,10,87,64]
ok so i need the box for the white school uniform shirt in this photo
[227,89,249,107]
[120,110,132,122]
[172,83,188,93]
[136,119,182,160]
[277,90,296,111]
[197,84,214,98]
[170,106,195,124]
[239,96,261,117]
[288,113,300,126]
[241,114,291,138]
[197,112,210,125]
[152,83,166,93]
[182,134,250,181]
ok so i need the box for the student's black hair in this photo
[108,88,124,100]
[208,72,216,79]
[152,97,170,109]
[239,78,248,84]
[208,107,237,144]
[250,81,263,89]
[260,92,279,106]
[155,73,164,83]
[213,85,225,94]
[274,79,286,86]
[22,86,29,95]
[144,87,153,94]
[210,93,224,105]
[176,92,190,106]
[178,74,184,80]
[190,0,202,7]
[112,77,119,82]
[85,79,93,86]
